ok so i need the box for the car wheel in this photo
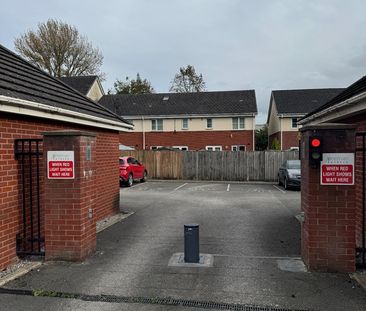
[126,174,133,187]
[284,177,288,190]
[140,170,147,183]
[278,175,282,186]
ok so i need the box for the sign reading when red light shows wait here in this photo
[47,151,74,179]
[320,153,354,185]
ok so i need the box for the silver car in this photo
[278,160,301,190]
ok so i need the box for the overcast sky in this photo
[1,0,366,123]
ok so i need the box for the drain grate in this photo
[0,287,317,311]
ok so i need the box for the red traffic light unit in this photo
[309,136,322,167]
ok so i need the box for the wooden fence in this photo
[120,150,299,182]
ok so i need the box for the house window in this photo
[182,118,188,129]
[232,117,245,129]
[206,145,222,151]
[206,118,213,129]
[232,145,246,151]
[152,119,163,131]
[173,146,189,151]
[292,118,298,128]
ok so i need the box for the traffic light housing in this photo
[309,136,322,167]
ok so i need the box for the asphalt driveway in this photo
[1,181,366,311]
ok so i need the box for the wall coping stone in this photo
[300,123,356,132]
[42,130,96,137]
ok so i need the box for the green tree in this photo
[255,125,268,151]
[271,138,281,150]
[169,65,206,92]
[14,19,103,78]
[111,73,155,94]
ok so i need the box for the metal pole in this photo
[21,141,26,250]
[29,140,34,252]
[362,135,365,267]
[36,141,41,253]
[184,224,200,263]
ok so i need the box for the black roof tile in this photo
[303,76,366,119]
[0,45,127,124]
[59,76,98,95]
[99,91,257,117]
[272,88,345,114]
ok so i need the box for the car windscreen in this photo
[288,160,300,169]
[119,159,125,165]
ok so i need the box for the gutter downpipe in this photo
[252,114,255,151]
[142,116,145,150]
[280,114,283,151]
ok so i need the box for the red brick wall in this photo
[0,113,120,270]
[269,131,299,150]
[300,127,356,272]
[338,114,366,254]
[119,130,255,151]
[44,133,97,261]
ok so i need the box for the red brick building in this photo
[0,45,132,270]
[267,88,344,150]
[100,91,257,151]
[299,76,366,272]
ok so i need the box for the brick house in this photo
[99,91,258,151]
[59,75,104,102]
[298,75,366,272]
[267,88,344,150]
[0,45,132,270]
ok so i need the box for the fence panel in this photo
[120,150,299,181]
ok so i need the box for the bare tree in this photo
[14,19,104,78]
[169,65,206,92]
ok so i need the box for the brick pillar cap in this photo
[42,130,96,137]
[300,123,356,132]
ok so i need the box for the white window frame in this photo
[205,145,222,151]
[291,118,298,128]
[152,119,163,131]
[150,146,163,150]
[232,117,245,130]
[206,118,213,129]
[173,146,189,151]
[182,118,189,130]
[232,145,246,151]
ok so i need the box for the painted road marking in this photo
[227,184,230,192]
[273,185,286,193]
[173,183,188,191]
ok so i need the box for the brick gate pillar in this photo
[300,124,356,272]
[43,130,96,261]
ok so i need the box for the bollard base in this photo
[168,253,214,268]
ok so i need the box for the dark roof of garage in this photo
[303,75,366,119]
[272,88,345,114]
[99,90,257,117]
[59,75,98,95]
[0,44,127,124]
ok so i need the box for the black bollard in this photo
[184,224,199,263]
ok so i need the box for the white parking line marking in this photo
[173,183,188,191]
[273,185,286,193]
[227,184,230,192]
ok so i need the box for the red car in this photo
[119,156,147,186]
